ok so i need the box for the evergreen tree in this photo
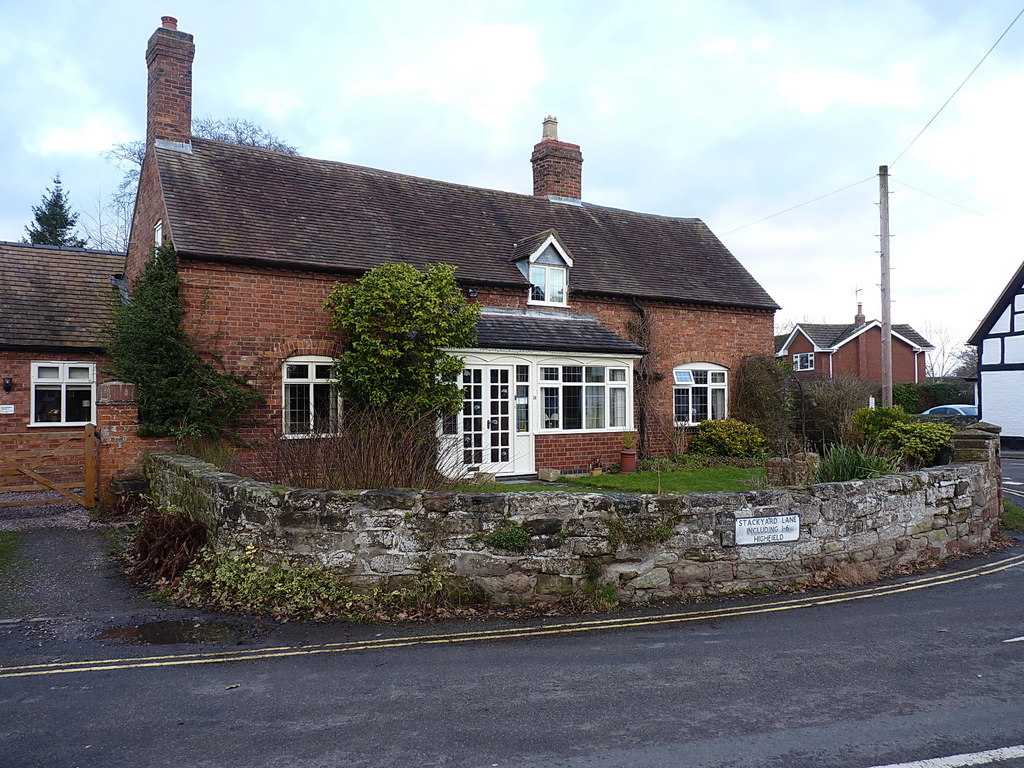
[24,174,87,247]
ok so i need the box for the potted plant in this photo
[589,456,603,476]
[619,431,638,473]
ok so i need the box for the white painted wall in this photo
[981,370,1024,438]
[983,337,1001,365]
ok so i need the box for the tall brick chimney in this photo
[145,16,194,148]
[531,116,583,200]
[854,302,866,328]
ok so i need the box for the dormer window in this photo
[514,230,574,307]
[530,263,567,305]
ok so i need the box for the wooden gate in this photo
[0,424,99,509]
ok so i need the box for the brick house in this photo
[0,241,121,435]
[775,304,932,384]
[969,259,1024,449]
[0,241,168,499]
[126,17,778,477]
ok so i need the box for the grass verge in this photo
[0,531,20,573]
[1003,498,1024,533]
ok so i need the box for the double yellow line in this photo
[3,552,1023,680]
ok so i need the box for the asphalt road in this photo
[2,462,1024,768]
[2,538,1023,767]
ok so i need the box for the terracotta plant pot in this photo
[619,449,637,473]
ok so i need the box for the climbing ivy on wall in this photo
[106,243,260,439]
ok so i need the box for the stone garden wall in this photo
[143,425,1003,604]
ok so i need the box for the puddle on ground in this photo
[95,620,246,645]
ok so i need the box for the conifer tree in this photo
[24,174,87,247]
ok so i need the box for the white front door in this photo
[458,366,534,476]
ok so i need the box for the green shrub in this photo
[483,523,532,553]
[814,443,899,483]
[688,418,769,459]
[893,383,921,414]
[878,422,957,467]
[852,406,911,441]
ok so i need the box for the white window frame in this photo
[281,356,340,437]
[537,362,630,432]
[793,352,814,371]
[672,363,728,426]
[528,263,568,306]
[29,361,96,427]
[154,219,164,247]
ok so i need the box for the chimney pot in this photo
[161,16,177,30]
[541,116,558,141]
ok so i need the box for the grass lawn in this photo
[460,465,762,495]
[564,465,762,494]
[1004,499,1024,532]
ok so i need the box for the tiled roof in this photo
[0,241,123,350]
[474,312,644,355]
[155,139,779,311]
[780,321,932,352]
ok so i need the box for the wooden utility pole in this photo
[879,165,893,407]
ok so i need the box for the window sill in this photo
[28,421,94,428]
[527,299,569,308]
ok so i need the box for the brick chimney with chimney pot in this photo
[854,302,866,328]
[145,16,195,149]
[531,116,583,200]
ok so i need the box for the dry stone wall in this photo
[143,426,1002,605]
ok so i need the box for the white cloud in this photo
[25,113,134,155]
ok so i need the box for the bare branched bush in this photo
[648,411,692,459]
[794,376,873,449]
[731,355,790,453]
[242,407,464,490]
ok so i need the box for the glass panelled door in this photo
[459,366,533,475]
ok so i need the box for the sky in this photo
[3,0,1023,367]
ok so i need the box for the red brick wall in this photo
[95,382,174,499]
[0,349,108,435]
[831,329,924,384]
[535,432,625,472]
[125,155,168,282]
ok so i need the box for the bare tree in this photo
[922,322,957,378]
[87,118,298,251]
[950,345,979,378]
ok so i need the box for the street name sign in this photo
[735,515,800,545]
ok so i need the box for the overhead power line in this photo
[889,4,1024,168]
[722,175,875,235]
[893,179,997,220]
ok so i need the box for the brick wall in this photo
[830,329,924,383]
[0,349,108,436]
[95,381,174,498]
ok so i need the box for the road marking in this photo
[866,744,1024,767]
[1003,487,1024,501]
[2,552,1022,680]
[1004,480,1023,486]
[1003,636,1024,643]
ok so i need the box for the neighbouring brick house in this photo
[775,304,932,385]
[0,241,121,435]
[126,17,778,477]
[0,241,168,497]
